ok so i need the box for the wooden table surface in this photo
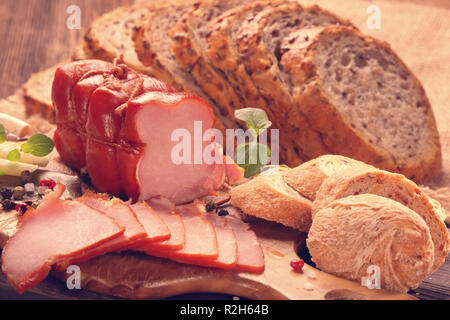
[0,0,448,300]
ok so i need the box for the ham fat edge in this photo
[52,59,243,204]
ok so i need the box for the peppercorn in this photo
[1,200,16,211]
[217,209,229,216]
[13,186,25,200]
[20,170,33,184]
[40,179,56,190]
[205,201,216,212]
[1,188,13,200]
[15,204,27,215]
[24,183,35,195]
[290,259,305,272]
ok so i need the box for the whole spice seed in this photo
[40,179,56,190]
[1,200,16,211]
[205,201,216,212]
[290,259,305,272]
[20,170,33,184]
[217,209,229,216]
[15,204,27,214]
[24,183,35,195]
[1,188,13,200]
[13,186,25,200]
[37,186,49,195]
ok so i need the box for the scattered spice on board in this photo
[290,259,305,272]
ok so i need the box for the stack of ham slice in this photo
[52,59,243,204]
[1,185,265,294]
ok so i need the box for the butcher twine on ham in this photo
[52,59,243,204]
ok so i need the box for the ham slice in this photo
[1,184,124,293]
[144,202,218,264]
[135,197,185,251]
[52,60,243,204]
[129,202,171,243]
[225,214,265,274]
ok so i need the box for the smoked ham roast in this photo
[52,59,243,204]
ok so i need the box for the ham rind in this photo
[129,202,171,243]
[145,203,218,263]
[135,197,185,251]
[1,184,124,293]
[123,91,226,203]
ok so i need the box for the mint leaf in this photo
[0,124,6,143]
[7,149,21,162]
[235,108,272,137]
[0,169,4,176]
[21,134,54,157]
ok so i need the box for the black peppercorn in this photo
[1,188,13,200]
[205,201,216,212]
[1,200,16,211]
[217,209,229,216]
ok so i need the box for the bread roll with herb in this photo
[230,169,312,232]
[307,194,435,293]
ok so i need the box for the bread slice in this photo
[84,5,156,75]
[170,0,251,121]
[23,62,68,123]
[204,0,307,166]
[72,41,94,61]
[308,194,434,293]
[312,167,450,271]
[133,2,234,133]
[280,26,442,181]
[234,3,352,162]
[230,170,312,232]
[283,155,376,201]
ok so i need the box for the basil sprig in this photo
[234,108,272,178]
[0,124,6,144]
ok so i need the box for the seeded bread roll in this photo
[312,167,450,271]
[235,3,352,161]
[84,5,156,75]
[230,170,313,232]
[283,155,377,201]
[133,2,233,133]
[308,194,435,293]
[280,26,442,181]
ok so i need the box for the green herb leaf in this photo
[235,108,272,137]
[235,141,271,178]
[0,124,6,143]
[21,134,54,157]
[0,169,4,176]
[7,149,21,162]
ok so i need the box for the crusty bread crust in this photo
[281,26,442,181]
[308,194,435,293]
[84,5,156,75]
[312,166,450,271]
[230,170,312,232]
[283,155,376,200]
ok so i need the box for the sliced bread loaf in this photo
[280,26,442,181]
[235,3,352,161]
[170,0,250,120]
[84,5,155,75]
[283,155,376,201]
[133,2,234,133]
[230,170,312,232]
[204,0,308,165]
[312,167,450,271]
[308,194,435,293]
